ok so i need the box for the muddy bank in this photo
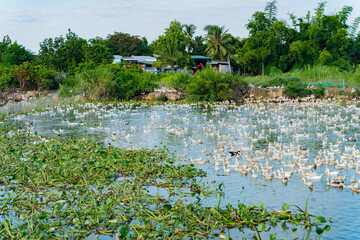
[247,86,356,102]
[0,86,357,110]
[0,89,88,113]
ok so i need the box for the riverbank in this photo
[1,85,357,108]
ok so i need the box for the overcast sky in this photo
[0,0,359,53]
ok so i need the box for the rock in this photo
[74,94,85,102]
[27,91,38,98]
[52,93,59,101]
[165,92,182,101]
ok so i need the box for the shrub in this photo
[57,76,81,97]
[313,84,325,98]
[77,64,158,100]
[283,81,311,98]
[187,67,249,101]
[268,66,283,77]
[156,94,167,101]
[35,66,58,90]
[0,64,16,91]
[77,65,116,100]
[268,77,287,87]
[171,73,190,90]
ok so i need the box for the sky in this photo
[0,0,359,53]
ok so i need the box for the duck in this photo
[301,178,313,188]
[229,150,241,156]
[306,172,322,181]
[327,178,343,188]
[351,175,356,184]
[223,164,231,174]
[281,176,289,184]
[251,169,259,178]
[346,138,356,142]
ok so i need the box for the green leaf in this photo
[120,226,129,237]
[238,203,246,211]
[163,204,172,212]
[316,226,324,235]
[270,234,276,240]
[270,215,277,223]
[258,223,266,232]
[35,214,48,220]
[292,228,298,234]
[282,203,289,211]
[261,209,266,216]
[317,216,326,223]
[324,225,331,232]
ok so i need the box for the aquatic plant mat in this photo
[0,114,329,239]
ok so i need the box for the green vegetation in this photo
[0,113,330,238]
[1,1,360,100]
[187,66,249,101]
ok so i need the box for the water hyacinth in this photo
[0,110,329,239]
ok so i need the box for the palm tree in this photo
[203,25,233,60]
[183,24,197,53]
[156,37,183,70]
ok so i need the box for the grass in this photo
[0,111,330,239]
[245,65,360,88]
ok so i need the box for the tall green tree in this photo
[85,37,113,65]
[39,30,87,72]
[2,42,33,65]
[183,24,197,53]
[153,20,193,69]
[155,37,183,70]
[107,32,149,56]
[192,36,206,56]
[203,25,233,60]
[39,30,113,73]
[236,1,295,74]
[0,35,12,62]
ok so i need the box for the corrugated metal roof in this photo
[131,56,157,63]
[191,55,213,60]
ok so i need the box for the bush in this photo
[283,81,311,98]
[77,64,158,100]
[186,67,249,101]
[268,66,283,77]
[77,65,117,100]
[268,77,287,87]
[171,73,190,90]
[313,84,325,98]
[0,64,17,91]
[35,66,58,90]
[57,76,81,97]
[157,72,190,90]
[156,94,167,101]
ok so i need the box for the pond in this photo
[11,100,360,239]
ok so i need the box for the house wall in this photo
[219,64,232,73]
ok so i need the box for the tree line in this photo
[0,1,359,92]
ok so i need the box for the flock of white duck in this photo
[17,99,360,194]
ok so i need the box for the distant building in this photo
[113,55,122,64]
[191,55,213,73]
[114,55,232,74]
[209,60,232,74]
[114,55,157,72]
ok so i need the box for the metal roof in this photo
[131,56,157,63]
[191,55,213,60]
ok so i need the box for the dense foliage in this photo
[236,1,360,74]
[0,1,359,100]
